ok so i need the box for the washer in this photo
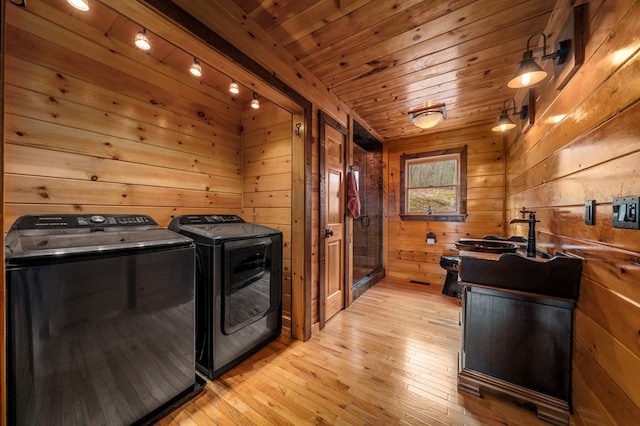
[169,214,282,379]
[5,214,203,425]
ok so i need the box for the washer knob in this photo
[90,215,106,224]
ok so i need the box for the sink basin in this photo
[460,253,582,299]
[455,239,520,254]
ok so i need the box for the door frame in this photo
[318,110,349,329]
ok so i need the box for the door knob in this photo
[325,228,334,237]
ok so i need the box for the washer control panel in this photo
[10,214,158,230]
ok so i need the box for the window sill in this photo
[400,214,467,222]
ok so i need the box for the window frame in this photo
[399,146,467,222]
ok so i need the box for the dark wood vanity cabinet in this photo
[458,285,575,425]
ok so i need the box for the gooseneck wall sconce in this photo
[509,5,584,89]
[408,104,447,129]
[491,98,529,132]
[508,31,560,88]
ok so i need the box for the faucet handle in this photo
[519,206,537,219]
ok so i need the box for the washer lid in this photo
[5,215,193,260]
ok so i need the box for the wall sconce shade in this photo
[492,112,517,132]
[508,49,547,88]
[229,81,240,94]
[251,92,260,109]
[491,98,529,132]
[189,57,202,77]
[134,28,151,51]
[67,0,89,11]
[408,104,446,129]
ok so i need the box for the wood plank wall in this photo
[384,127,505,285]
[3,2,243,228]
[504,0,640,423]
[241,101,293,333]
[130,0,349,337]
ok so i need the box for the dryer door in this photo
[221,237,278,334]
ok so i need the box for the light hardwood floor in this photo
[159,278,551,425]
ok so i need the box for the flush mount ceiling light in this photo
[509,5,584,90]
[189,57,202,77]
[134,28,151,51]
[67,0,89,11]
[408,104,446,129]
[229,81,240,94]
[251,92,260,109]
[491,98,529,132]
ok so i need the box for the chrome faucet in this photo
[509,207,540,257]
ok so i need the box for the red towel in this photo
[346,171,361,219]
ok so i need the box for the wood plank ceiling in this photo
[228,0,559,141]
[41,0,559,141]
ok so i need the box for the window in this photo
[400,146,467,221]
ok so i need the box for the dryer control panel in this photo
[176,215,245,225]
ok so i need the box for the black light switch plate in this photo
[585,200,595,225]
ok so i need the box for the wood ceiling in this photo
[227,0,560,141]
[39,0,560,142]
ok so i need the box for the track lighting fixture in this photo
[229,81,240,95]
[134,28,151,51]
[189,57,202,77]
[251,92,260,109]
[408,104,446,129]
[67,0,89,11]
[491,98,529,132]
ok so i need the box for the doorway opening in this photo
[351,121,384,300]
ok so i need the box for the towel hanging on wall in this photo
[346,171,361,219]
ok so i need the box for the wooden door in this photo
[325,126,345,321]
[319,112,348,326]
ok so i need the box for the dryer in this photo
[168,214,282,379]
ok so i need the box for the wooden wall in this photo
[3,3,243,227]
[384,127,506,285]
[241,101,293,332]
[504,0,640,423]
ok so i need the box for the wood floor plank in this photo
[160,278,550,425]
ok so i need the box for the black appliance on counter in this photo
[169,214,282,379]
[5,214,204,425]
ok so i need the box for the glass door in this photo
[351,122,383,299]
